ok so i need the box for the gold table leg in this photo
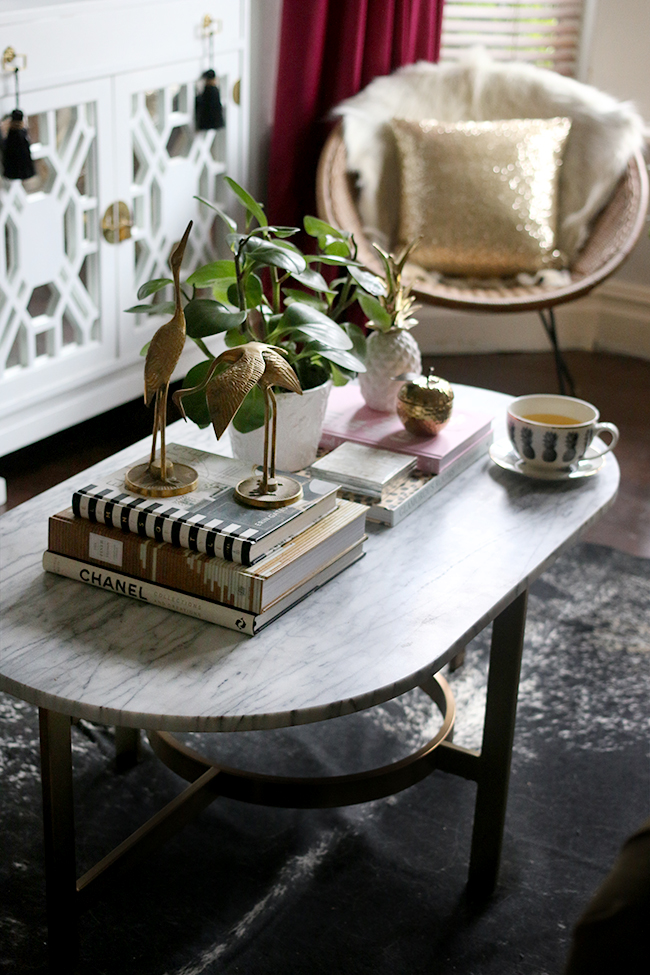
[435,588,529,898]
[115,727,140,771]
[39,708,79,973]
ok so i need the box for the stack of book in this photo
[314,383,494,526]
[43,444,368,634]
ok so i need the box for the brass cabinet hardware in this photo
[201,15,222,37]
[2,47,27,72]
[233,79,241,105]
[101,201,133,243]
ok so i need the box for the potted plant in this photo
[356,241,422,413]
[128,178,385,470]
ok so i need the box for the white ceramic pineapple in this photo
[359,329,422,412]
[358,241,422,413]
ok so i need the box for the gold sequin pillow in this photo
[390,117,572,278]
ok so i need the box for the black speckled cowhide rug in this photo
[1,543,648,975]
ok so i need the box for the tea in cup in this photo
[507,394,619,470]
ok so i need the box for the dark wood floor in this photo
[1,351,649,556]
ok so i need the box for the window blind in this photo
[440,0,586,76]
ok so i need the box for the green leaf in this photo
[136,278,172,300]
[186,260,236,287]
[294,358,330,390]
[194,195,237,233]
[149,301,177,317]
[184,299,246,338]
[264,226,300,238]
[126,303,162,314]
[243,238,306,274]
[242,271,264,307]
[304,215,346,239]
[342,322,367,362]
[289,266,335,294]
[319,348,366,372]
[349,265,386,296]
[225,329,249,348]
[329,362,355,386]
[282,289,329,312]
[139,341,151,356]
[224,176,268,228]
[226,232,248,250]
[126,301,177,317]
[323,240,350,258]
[308,253,359,267]
[232,384,266,433]
[279,302,353,348]
[176,360,214,428]
[359,292,392,330]
[295,324,353,350]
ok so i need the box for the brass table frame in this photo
[38,589,527,973]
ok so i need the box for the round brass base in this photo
[125,462,199,498]
[235,475,303,509]
[147,674,455,809]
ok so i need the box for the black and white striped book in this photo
[71,444,339,566]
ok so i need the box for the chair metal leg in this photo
[466,589,528,899]
[539,307,576,396]
[39,708,79,973]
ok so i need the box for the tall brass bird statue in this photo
[173,342,303,505]
[144,220,193,483]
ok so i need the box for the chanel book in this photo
[43,542,364,635]
[48,500,367,615]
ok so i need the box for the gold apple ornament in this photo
[395,370,454,436]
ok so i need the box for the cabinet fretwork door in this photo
[0,79,116,445]
[113,55,241,360]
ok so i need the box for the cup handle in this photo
[591,422,619,456]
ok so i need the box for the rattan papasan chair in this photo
[317,57,649,394]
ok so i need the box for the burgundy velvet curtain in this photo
[267,0,445,226]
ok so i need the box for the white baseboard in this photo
[412,279,650,360]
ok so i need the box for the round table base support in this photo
[147,674,456,809]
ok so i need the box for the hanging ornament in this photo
[195,17,225,131]
[1,50,34,181]
[195,69,225,131]
[3,109,35,180]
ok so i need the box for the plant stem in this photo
[192,337,214,359]
[234,242,247,315]
[330,273,354,322]
[270,266,281,315]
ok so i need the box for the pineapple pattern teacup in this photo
[507,394,619,471]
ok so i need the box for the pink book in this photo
[321,383,494,474]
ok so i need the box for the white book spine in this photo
[42,552,256,635]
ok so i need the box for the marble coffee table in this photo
[0,384,619,970]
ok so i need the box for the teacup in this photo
[507,394,619,470]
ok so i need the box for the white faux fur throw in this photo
[334,53,646,265]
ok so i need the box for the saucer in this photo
[489,438,605,480]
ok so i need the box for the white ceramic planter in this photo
[358,329,422,413]
[229,381,332,472]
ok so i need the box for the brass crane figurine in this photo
[173,342,304,508]
[125,220,199,498]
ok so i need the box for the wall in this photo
[584,0,650,290]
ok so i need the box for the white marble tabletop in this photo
[0,385,619,732]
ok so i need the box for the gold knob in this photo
[102,201,133,243]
